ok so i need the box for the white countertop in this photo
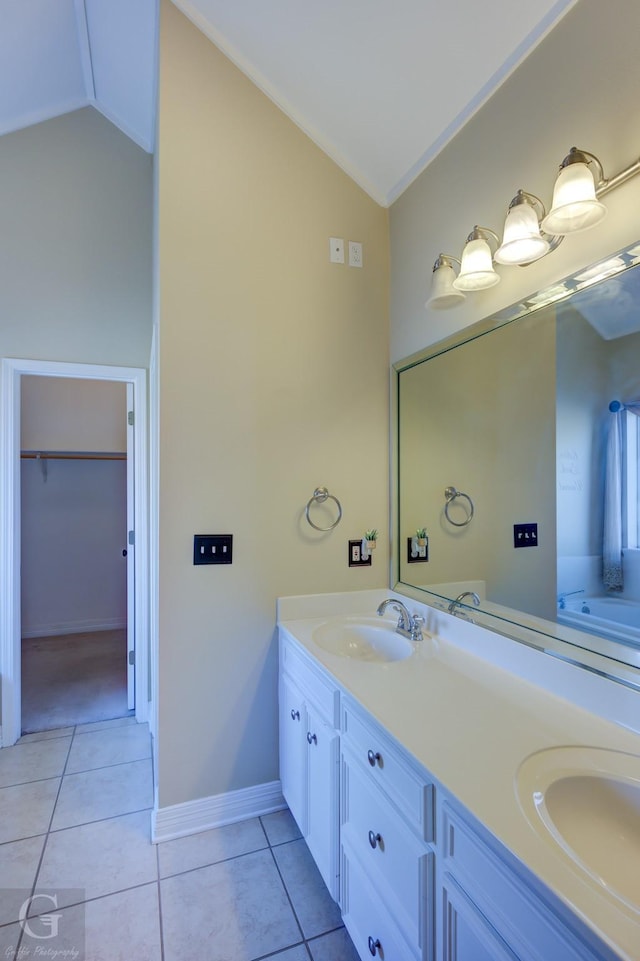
[277,588,640,961]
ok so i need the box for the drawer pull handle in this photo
[306,731,317,745]
[368,830,382,849]
[290,709,300,721]
[368,936,381,956]
[367,749,382,767]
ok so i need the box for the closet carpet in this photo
[21,629,131,734]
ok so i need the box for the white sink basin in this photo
[312,616,414,662]
[516,746,640,913]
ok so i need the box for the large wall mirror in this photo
[394,241,640,687]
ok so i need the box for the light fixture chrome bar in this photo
[596,157,640,198]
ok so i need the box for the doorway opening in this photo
[0,359,149,747]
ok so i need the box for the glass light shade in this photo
[425,261,466,309]
[494,203,550,265]
[541,162,607,234]
[453,238,500,291]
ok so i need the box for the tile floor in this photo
[0,717,359,961]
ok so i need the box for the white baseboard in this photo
[21,618,127,639]
[151,779,285,843]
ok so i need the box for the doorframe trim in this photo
[0,358,149,746]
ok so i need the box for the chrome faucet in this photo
[557,589,584,610]
[376,598,424,642]
[447,591,481,617]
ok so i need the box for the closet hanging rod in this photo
[20,451,126,461]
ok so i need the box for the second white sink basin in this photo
[516,746,640,913]
[312,616,414,662]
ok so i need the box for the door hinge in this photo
[128,530,135,545]
[128,650,135,665]
[128,410,134,426]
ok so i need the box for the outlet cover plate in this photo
[329,237,345,264]
[407,536,429,563]
[349,539,371,567]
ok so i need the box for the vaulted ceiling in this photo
[0,0,577,205]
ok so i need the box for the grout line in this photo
[62,753,152,778]
[267,844,306,945]
[48,805,155,835]
[157,842,270,882]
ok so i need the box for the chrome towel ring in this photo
[305,487,343,531]
[444,486,474,527]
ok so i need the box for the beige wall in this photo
[0,108,153,369]
[390,0,640,363]
[157,2,389,806]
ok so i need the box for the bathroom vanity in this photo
[278,589,640,961]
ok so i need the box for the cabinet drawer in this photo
[342,844,422,961]
[442,876,518,961]
[280,632,339,726]
[342,699,434,841]
[342,749,432,948]
[442,803,604,961]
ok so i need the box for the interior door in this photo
[126,383,135,710]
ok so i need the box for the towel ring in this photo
[444,486,474,527]
[305,487,343,531]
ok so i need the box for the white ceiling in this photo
[0,0,577,205]
[0,0,157,152]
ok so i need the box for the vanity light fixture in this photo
[541,148,608,234]
[425,254,466,309]
[495,190,557,265]
[426,144,640,311]
[453,227,500,291]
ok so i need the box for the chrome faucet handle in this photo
[410,614,425,641]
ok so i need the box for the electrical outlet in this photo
[407,536,428,563]
[329,237,345,264]
[348,241,363,268]
[349,539,371,567]
[193,534,233,565]
[513,523,538,548]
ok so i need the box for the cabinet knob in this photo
[290,709,300,721]
[368,830,382,849]
[368,936,381,956]
[367,749,382,767]
[306,731,317,745]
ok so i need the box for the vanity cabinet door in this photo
[306,702,340,899]
[442,879,517,961]
[279,672,307,836]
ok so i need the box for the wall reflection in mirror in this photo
[395,242,640,678]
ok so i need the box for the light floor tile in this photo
[37,810,157,907]
[308,927,359,961]
[269,946,309,961]
[273,840,341,940]
[0,737,71,788]
[66,723,150,774]
[0,779,60,844]
[0,836,46,924]
[261,809,302,846]
[18,727,74,744]
[0,921,21,961]
[37,882,162,961]
[159,817,267,879]
[75,715,136,734]
[52,759,153,830]
[161,849,300,961]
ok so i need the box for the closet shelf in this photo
[21,450,126,461]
